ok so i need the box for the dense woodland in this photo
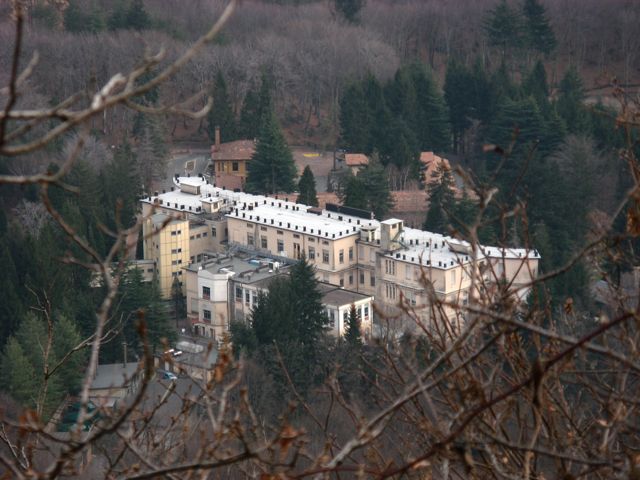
[1,1,640,477]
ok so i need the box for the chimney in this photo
[214,126,221,151]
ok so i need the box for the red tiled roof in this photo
[344,153,369,167]
[211,140,256,161]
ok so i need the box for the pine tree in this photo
[470,58,495,124]
[522,0,556,56]
[63,1,88,33]
[246,109,297,194]
[339,82,371,153]
[289,257,328,348]
[408,64,451,152]
[0,241,23,345]
[1,337,38,407]
[424,163,456,233]
[334,0,365,23]
[239,88,261,139]
[523,60,550,109]
[342,173,368,211]
[108,0,128,30]
[344,304,363,348]
[556,66,588,134]
[208,72,237,143]
[362,74,392,155]
[483,0,523,62]
[170,276,186,326]
[297,166,318,207]
[444,60,474,153]
[102,143,141,231]
[359,154,393,219]
[126,0,150,30]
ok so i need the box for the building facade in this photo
[141,176,539,334]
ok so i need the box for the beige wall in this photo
[143,217,190,297]
[227,216,360,284]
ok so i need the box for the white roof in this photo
[140,177,539,269]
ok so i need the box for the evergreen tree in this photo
[246,109,297,194]
[444,60,474,153]
[522,0,557,56]
[63,1,88,33]
[289,258,328,348]
[339,82,371,153]
[126,0,150,30]
[102,143,141,231]
[362,74,392,155]
[207,72,237,143]
[556,66,588,134]
[108,0,128,30]
[170,276,186,327]
[146,277,175,354]
[1,337,38,408]
[344,304,363,348]
[523,60,550,109]
[424,163,456,233]
[341,173,368,211]
[469,59,495,124]
[359,155,394,219]
[483,0,523,62]
[408,64,451,152]
[297,166,319,206]
[1,313,84,417]
[239,88,261,139]
[0,241,23,345]
[334,0,365,23]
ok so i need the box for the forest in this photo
[1,0,640,478]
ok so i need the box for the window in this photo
[385,283,397,300]
[343,310,348,322]
[277,239,284,252]
[202,286,210,300]
[190,256,195,264]
[339,277,344,287]
[252,293,257,304]
[177,230,181,235]
[348,273,353,285]
[202,232,207,237]
[339,250,344,264]
[247,233,254,246]
[360,272,365,284]
[171,248,178,254]
[322,240,329,245]
[196,234,201,239]
[328,310,335,328]
[247,223,253,228]
[293,234,300,239]
[171,231,177,236]
[370,274,376,287]
[308,246,315,260]
[203,309,211,321]
[349,247,353,261]
[385,259,396,275]
[364,305,369,318]
[245,291,250,304]
[171,260,178,265]
[308,237,315,243]
[277,230,283,236]
[211,227,216,237]
[261,236,268,249]
[232,161,239,172]
[235,286,242,301]
[322,250,329,264]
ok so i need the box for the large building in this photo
[183,252,373,341]
[141,176,539,335]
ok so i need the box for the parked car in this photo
[160,370,177,381]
